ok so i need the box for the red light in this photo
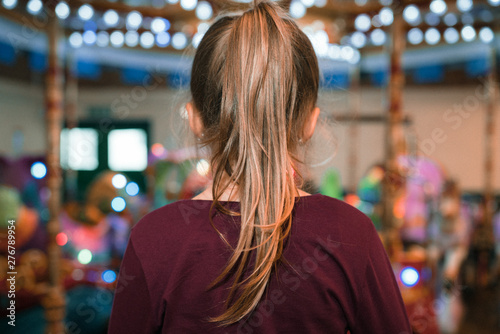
[151,143,165,157]
[56,232,68,246]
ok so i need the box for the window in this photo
[107,129,148,171]
[60,128,99,171]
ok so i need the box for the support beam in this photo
[382,2,406,233]
[41,7,66,334]
[483,44,497,240]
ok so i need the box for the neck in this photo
[192,182,311,201]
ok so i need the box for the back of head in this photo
[190,0,319,325]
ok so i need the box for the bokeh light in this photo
[78,4,94,21]
[290,0,306,19]
[110,31,125,48]
[196,159,210,176]
[479,27,494,44]
[2,0,17,10]
[400,267,419,287]
[196,1,213,20]
[140,31,155,49]
[127,11,142,30]
[72,269,84,281]
[408,28,424,45]
[461,25,476,42]
[425,28,441,45]
[111,197,127,212]
[444,27,459,44]
[180,0,197,10]
[156,32,171,47]
[31,162,47,179]
[55,2,70,19]
[112,174,127,189]
[56,232,68,246]
[354,14,371,32]
[77,249,92,265]
[403,5,421,25]
[102,270,117,283]
[26,0,42,15]
[171,32,188,50]
[125,31,139,47]
[429,0,447,16]
[125,182,140,196]
[103,10,119,27]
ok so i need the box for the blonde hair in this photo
[190,0,319,326]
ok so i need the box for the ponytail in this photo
[190,0,319,325]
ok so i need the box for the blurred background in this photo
[0,0,499,333]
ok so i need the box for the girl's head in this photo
[187,0,320,326]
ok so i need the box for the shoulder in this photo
[129,200,212,246]
[296,194,379,246]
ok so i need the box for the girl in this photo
[108,1,411,333]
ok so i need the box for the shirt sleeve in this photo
[108,238,158,334]
[349,226,413,334]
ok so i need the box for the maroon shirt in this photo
[108,194,411,333]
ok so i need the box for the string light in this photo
[2,0,17,10]
[370,29,386,46]
[103,10,119,27]
[125,31,139,47]
[424,13,440,26]
[196,1,213,20]
[379,7,393,26]
[314,0,327,7]
[96,31,109,47]
[479,27,494,43]
[151,17,168,33]
[457,0,473,12]
[350,31,367,48]
[55,1,70,19]
[26,0,42,15]
[83,30,97,45]
[408,28,424,45]
[403,5,421,25]
[110,31,125,48]
[425,28,441,45]
[301,0,315,7]
[443,13,457,26]
[444,27,459,44]
[78,4,94,21]
[156,32,171,47]
[140,32,155,49]
[69,32,83,48]
[180,0,197,10]
[126,11,142,30]
[327,44,341,60]
[354,14,371,32]
[429,0,447,16]
[290,0,306,19]
[461,25,476,42]
[171,32,188,49]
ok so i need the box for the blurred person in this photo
[108,1,411,333]
[429,180,468,333]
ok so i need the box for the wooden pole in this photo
[41,7,66,334]
[382,2,406,232]
[484,44,497,241]
[347,64,361,194]
[64,50,78,201]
